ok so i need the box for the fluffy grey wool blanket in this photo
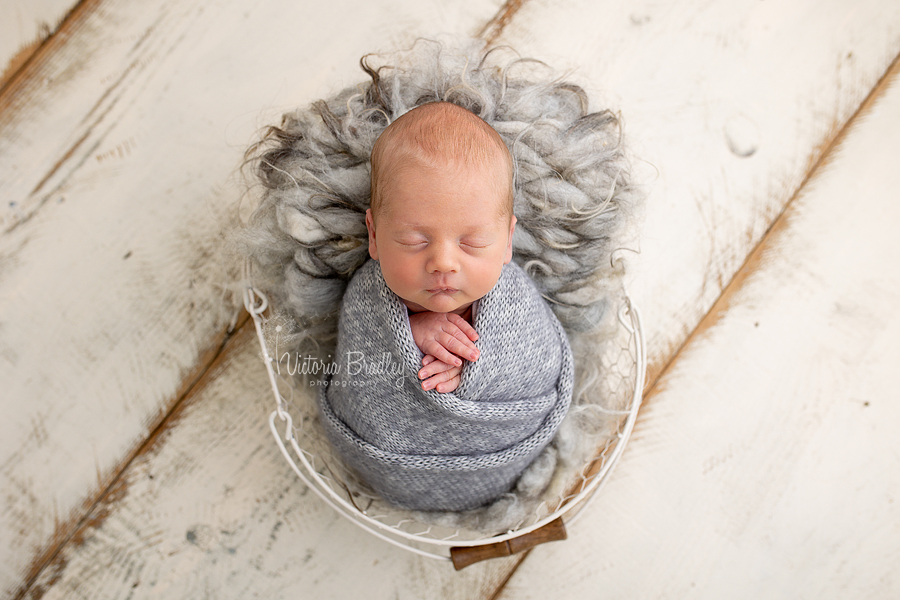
[318,259,573,511]
[237,39,642,526]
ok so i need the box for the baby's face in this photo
[366,157,515,315]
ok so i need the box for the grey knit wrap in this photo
[318,259,573,511]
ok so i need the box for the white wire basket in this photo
[243,274,645,569]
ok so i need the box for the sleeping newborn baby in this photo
[318,102,573,511]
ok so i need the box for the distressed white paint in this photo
[0,0,500,594]
[4,0,900,598]
[497,65,900,600]
[29,328,518,599]
[0,0,75,84]
[495,0,900,376]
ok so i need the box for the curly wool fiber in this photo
[240,39,636,363]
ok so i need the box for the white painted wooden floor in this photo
[1,1,898,598]
[0,0,73,88]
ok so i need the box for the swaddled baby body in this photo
[318,102,573,511]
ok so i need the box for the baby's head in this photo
[366,102,516,315]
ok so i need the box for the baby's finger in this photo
[421,366,462,391]
[446,326,479,351]
[446,313,479,341]
[441,321,479,354]
[418,359,455,380]
[422,339,463,367]
[435,373,461,394]
[437,331,480,362]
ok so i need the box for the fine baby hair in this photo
[369,100,515,219]
[238,38,644,567]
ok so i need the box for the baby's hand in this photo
[408,311,479,367]
[418,355,462,393]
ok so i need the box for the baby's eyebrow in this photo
[391,223,430,233]
[388,220,499,236]
[461,230,496,239]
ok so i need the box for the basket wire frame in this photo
[243,268,645,562]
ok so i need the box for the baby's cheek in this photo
[382,258,420,298]
[471,262,503,296]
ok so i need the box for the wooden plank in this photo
[15,2,900,600]
[0,0,502,595]
[0,0,77,89]
[9,2,900,599]
[495,54,900,600]
[493,0,900,383]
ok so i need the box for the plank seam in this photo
[11,312,249,600]
[477,0,529,45]
[642,46,900,404]
[0,0,96,102]
[487,553,530,600]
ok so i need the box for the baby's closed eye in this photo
[460,237,494,249]
[395,236,427,246]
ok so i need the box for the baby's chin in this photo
[402,295,472,315]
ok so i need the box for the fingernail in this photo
[455,358,462,366]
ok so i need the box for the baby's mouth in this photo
[427,287,458,294]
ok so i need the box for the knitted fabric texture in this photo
[318,259,573,511]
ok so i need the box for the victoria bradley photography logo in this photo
[270,321,405,389]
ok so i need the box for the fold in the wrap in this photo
[318,259,573,511]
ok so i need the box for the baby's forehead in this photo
[388,146,505,178]
[380,154,508,207]
[384,136,504,174]
[371,102,513,218]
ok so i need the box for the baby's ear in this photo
[503,215,516,264]
[365,209,379,260]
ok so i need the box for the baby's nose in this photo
[427,242,459,273]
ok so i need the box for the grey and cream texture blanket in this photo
[239,39,640,524]
[319,259,573,511]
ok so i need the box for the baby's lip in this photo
[427,286,458,294]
